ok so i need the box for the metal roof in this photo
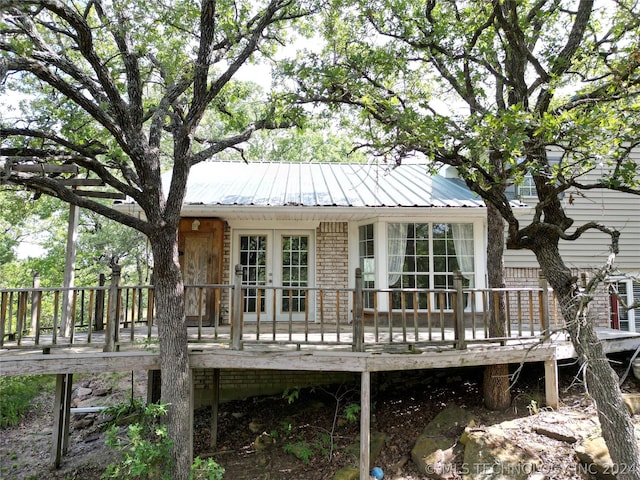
[175,162,485,208]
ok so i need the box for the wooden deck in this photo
[3,274,640,480]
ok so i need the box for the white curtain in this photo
[387,223,408,287]
[451,223,474,286]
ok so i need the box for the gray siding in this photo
[504,148,640,271]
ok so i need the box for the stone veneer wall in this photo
[504,267,612,329]
[315,222,350,324]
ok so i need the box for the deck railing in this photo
[0,267,559,353]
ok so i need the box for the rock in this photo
[534,425,579,444]
[253,432,274,452]
[333,466,359,480]
[622,393,640,415]
[93,387,112,397]
[74,387,93,399]
[74,417,94,429]
[411,404,475,479]
[344,431,387,463]
[575,437,616,480]
[249,421,265,433]
[461,426,542,480]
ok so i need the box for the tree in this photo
[0,1,313,478]
[285,0,640,475]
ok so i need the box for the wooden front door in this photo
[178,218,224,326]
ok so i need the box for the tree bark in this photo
[151,228,192,480]
[534,240,640,480]
[483,198,511,410]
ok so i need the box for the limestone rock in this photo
[333,466,359,480]
[344,431,387,463]
[622,393,640,415]
[575,437,616,480]
[411,404,475,479]
[249,421,265,433]
[462,426,542,480]
[253,432,274,452]
[74,387,93,399]
[534,425,579,444]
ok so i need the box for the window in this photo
[281,235,308,313]
[359,224,375,308]
[388,222,474,310]
[518,173,537,198]
[611,279,640,332]
[239,235,267,313]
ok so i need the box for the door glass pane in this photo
[281,235,308,313]
[240,235,266,313]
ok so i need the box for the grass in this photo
[0,375,55,428]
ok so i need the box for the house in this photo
[119,161,497,326]
[501,147,640,332]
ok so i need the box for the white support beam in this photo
[360,371,371,480]
[544,358,559,409]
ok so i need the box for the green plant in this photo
[0,375,54,428]
[283,440,314,464]
[343,403,360,423]
[190,456,225,480]
[102,398,146,424]
[102,403,173,480]
[282,387,300,404]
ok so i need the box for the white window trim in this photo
[349,216,487,311]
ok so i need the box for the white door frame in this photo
[233,229,315,322]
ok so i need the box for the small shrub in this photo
[0,375,54,428]
[102,403,173,480]
[102,403,225,479]
[343,403,360,422]
[283,440,314,464]
[190,456,225,480]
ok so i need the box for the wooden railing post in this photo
[104,264,121,352]
[231,264,243,350]
[353,268,364,352]
[94,273,105,331]
[30,272,41,341]
[538,272,550,334]
[454,271,466,350]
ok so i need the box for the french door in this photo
[235,230,313,321]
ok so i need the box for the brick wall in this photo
[504,267,611,328]
[192,369,357,407]
[219,222,231,324]
[315,222,349,323]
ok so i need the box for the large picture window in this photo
[388,222,475,310]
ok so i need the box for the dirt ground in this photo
[1,354,639,480]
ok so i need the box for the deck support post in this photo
[189,368,194,464]
[231,265,243,350]
[539,273,550,333]
[360,370,371,480]
[544,357,559,409]
[51,373,73,469]
[210,368,221,450]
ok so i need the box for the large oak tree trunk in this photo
[535,241,640,479]
[151,229,192,480]
[483,200,511,410]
